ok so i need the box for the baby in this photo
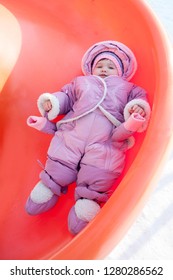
[26,40,151,235]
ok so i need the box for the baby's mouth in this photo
[99,74,107,78]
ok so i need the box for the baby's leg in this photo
[68,142,125,234]
[68,166,117,234]
[25,125,83,215]
[26,156,78,215]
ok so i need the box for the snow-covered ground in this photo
[107,0,173,260]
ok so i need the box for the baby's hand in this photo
[129,105,146,117]
[43,100,52,112]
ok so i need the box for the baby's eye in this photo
[109,66,115,69]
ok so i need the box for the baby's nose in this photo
[101,67,107,72]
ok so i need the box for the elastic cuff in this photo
[37,93,60,120]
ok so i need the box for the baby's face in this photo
[92,59,118,78]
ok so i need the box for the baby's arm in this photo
[27,80,77,133]
[124,85,151,132]
[37,79,77,121]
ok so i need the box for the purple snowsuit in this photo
[26,41,151,234]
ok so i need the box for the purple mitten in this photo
[27,116,47,131]
[124,112,145,132]
[27,115,57,134]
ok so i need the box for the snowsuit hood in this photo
[81,40,137,81]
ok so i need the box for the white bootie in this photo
[30,181,54,204]
[74,199,100,222]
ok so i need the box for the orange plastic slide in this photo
[0,0,173,260]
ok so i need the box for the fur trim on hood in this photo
[81,40,137,81]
